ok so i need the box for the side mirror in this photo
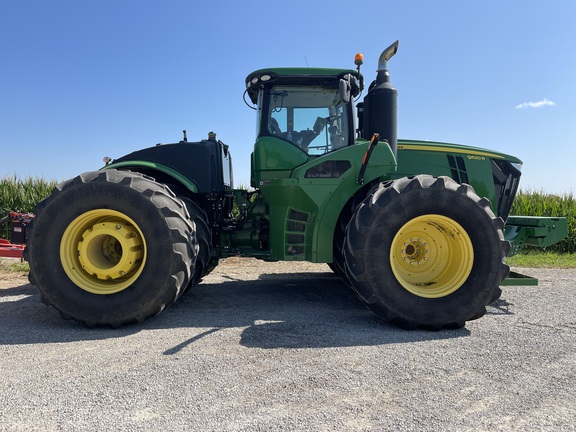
[339,78,351,103]
[313,116,328,134]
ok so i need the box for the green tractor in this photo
[25,41,567,330]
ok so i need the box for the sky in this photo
[1,1,575,194]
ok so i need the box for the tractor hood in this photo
[397,139,523,165]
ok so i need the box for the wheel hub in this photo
[390,214,474,298]
[77,221,143,280]
[402,237,429,265]
[60,209,147,294]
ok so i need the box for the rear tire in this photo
[179,197,213,290]
[344,175,509,330]
[24,170,196,327]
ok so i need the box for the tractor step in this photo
[501,270,538,286]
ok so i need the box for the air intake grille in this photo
[491,159,521,221]
[447,155,469,184]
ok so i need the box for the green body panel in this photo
[103,160,200,193]
[397,139,520,161]
[251,139,396,262]
[394,139,521,216]
[251,136,309,185]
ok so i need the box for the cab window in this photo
[261,85,351,155]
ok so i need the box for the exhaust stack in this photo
[377,40,399,83]
[361,40,399,157]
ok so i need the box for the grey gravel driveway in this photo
[1,259,575,431]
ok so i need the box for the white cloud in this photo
[515,98,556,109]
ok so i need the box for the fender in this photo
[102,139,232,194]
[103,160,200,193]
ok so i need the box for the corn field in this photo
[0,176,57,240]
[0,176,574,253]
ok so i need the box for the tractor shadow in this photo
[154,271,473,350]
[485,297,514,316]
[0,272,475,348]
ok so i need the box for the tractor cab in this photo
[245,68,361,186]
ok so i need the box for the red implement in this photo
[0,212,35,259]
[0,238,26,259]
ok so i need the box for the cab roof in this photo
[245,68,360,104]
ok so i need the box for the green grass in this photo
[0,258,30,273]
[507,251,576,269]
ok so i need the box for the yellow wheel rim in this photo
[390,214,473,298]
[60,209,147,294]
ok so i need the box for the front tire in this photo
[25,170,196,327]
[344,175,510,330]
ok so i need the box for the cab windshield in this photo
[259,85,351,155]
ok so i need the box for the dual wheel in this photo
[340,175,510,330]
[25,170,211,327]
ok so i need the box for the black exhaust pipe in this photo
[362,40,399,157]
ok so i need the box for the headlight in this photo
[511,162,523,172]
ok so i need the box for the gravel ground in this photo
[1,258,575,431]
